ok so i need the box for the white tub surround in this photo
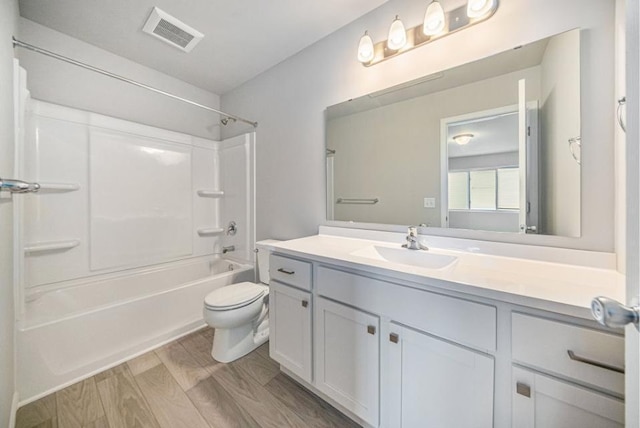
[266,227,624,428]
[14,95,256,404]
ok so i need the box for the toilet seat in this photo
[204,282,266,311]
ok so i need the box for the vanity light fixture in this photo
[357,31,375,63]
[387,16,407,50]
[467,0,497,18]
[357,0,499,66]
[453,133,474,145]
[423,1,446,36]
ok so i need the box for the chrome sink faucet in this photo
[402,226,428,251]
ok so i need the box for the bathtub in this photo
[17,257,254,404]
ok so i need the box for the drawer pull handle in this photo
[367,325,376,335]
[301,300,309,308]
[516,382,531,398]
[277,268,295,275]
[389,333,399,343]
[567,350,625,374]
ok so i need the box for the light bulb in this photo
[357,31,374,63]
[387,16,407,50]
[423,1,445,36]
[466,0,496,18]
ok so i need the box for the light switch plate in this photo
[424,197,436,208]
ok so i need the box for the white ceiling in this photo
[19,0,388,94]
[447,112,519,158]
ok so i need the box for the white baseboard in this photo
[8,391,19,428]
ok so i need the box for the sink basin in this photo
[350,245,457,270]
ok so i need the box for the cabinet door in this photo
[269,280,312,382]
[315,297,379,427]
[387,323,494,428]
[512,366,624,428]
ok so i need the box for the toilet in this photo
[203,240,278,363]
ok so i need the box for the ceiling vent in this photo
[142,7,204,52]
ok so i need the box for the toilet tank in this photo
[255,240,281,284]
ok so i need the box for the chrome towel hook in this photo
[617,97,626,133]
[568,136,581,165]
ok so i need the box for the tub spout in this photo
[222,245,235,254]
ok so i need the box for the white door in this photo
[593,3,640,427]
[512,366,624,428]
[387,323,494,428]
[518,78,528,233]
[268,280,312,382]
[628,0,640,424]
[315,297,379,427]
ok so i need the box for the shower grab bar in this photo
[197,228,225,236]
[24,239,80,254]
[197,190,225,197]
[12,37,258,128]
[0,178,40,193]
[336,197,379,204]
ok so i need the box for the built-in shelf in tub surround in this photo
[24,239,80,254]
[196,189,224,197]
[37,182,81,192]
[197,228,224,236]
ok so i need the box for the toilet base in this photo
[211,318,269,363]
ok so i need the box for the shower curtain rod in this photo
[12,37,258,128]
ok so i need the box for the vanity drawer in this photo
[270,254,312,291]
[317,266,496,352]
[512,313,624,395]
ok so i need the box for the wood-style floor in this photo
[16,328,360,428]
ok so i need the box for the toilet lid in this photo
[204,282,266,310]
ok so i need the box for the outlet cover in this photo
[424,197,436,208]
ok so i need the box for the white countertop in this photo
[267,232,625,320]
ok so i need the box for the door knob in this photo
[591,296,639,329]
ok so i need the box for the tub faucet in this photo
[402,226,428,251]
[222,245,235,254]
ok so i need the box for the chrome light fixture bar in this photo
[358,0,499,67]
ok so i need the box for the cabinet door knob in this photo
[301,300,308,308]
[367,325,376,335]
[516,382,531,398]
[389,333,399,343]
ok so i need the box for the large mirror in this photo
[326,29,581,237]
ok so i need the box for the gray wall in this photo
[1,1,19,425]
[539,29,582,237]
[222,0,615,252]
[17,18,222,140]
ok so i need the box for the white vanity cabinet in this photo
[511,313,625,428]
[314,297,380,427]
[315,265,497,427]
[267,251,623,428]
[387,323,495,428]
[512,366,624,428]
[268,279,312,382]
